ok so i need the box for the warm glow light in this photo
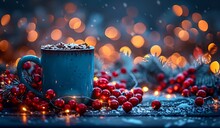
[190,28,199,36]
[174,27,183,37]
[120,46,132,56]
[164,36,174,48]
[17,17,27,28]
[210,61,219,74]
[75,39,84,44]
[154,91,160,96]
[26,49,36,55]
[133,22,146,34]
[178,30,189,41]
[64,2,77,13]
[27,30,38,42]
[192,13,202,23]
[85,36,97,46]
[133,56,143,65]
[131,35,144,48]
[159,56,167,63]
[22,107,27,112]
[26,22,36,32]
[202,53,211,64]
[172,5,183,16]
[198,20,208,32]
[142,86,149,92]
[51,29,62,40]
[74,22,85,33]
[208,43,218,55]
[181,20,192,30]
[69,18,82,30]
[105,26,120,40]
[150,45,162,56]
[65,37,75,44]
[14,58,21,67]
[0,40,9,52]
[166,94,172,99]
[65,109,70,113]
[93,77,98,81]
[1,14,11,26]
[176,56,187,67]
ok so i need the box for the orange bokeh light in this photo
[178,30,189,41]
[131,35,145,48]
[65,37,75,44]
[75,39,84,44]
[198,20,208,32]
[120,46,132,56]
[69,18,81,30]
[74,22,85,33]
[105,26,120,40]
[0,40,9,52]
[134,56,143,65]
[64,2,77,13]
[181,20,192,30]
[150,45,162,56]
[133,22,146,34]
[164,36,174,48]
[51,29,62,41]
[85,36,97,46]
[192,13,202,23]
[27,30,38,42]
[1,14,10,26]
[26,22,36,32]
[172,5,183,16]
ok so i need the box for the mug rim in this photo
[41,46,94,52]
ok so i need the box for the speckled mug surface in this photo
[17,46,94,101]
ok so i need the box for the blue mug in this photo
[17,47,94,102]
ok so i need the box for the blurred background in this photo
[0,0,220,70]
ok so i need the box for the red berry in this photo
[100,71,106,75]
[27,91,35,99]
[182,89,190,97]
[108,95,117,104]
[156,73,164,82]
[132,68,138,73]
[75,103,87,115]
[63,104,71,111]
[68,99,77,110]
[129,97,139,106]
[188,67,196,74]
[23,62,31,70]
[124,91,133,100]
[119,88,126,93]
[134,94,142,103]
[109,99,119,110]
[120,67,127,74]
[33,74,41,82]
[133,87,143,95]
[33,97,40,103]
[92,87,102,98]
[186,78,194,85]
[92,99,102,110]
[24,98,32,106]
[196,90,206,98]
[173,84,181,92]
[0,95,3,103]
[11,96,19,104]
[207,88,214,96]
[176,73,185,83]
[182,71,188,77]
[191,85,198,94]
[18,83,26,94]
[100,89,111,101]
[5,70,10,74]
[118,95,127,105]
[151,100,161,110]
[115,83,126,89]
[93,80,99,87]
[11,87,19,96]
[200,85,208,92]
[0,103,3,111]
[39,101,49,111]
[160,81,167,88]
[106,83,116,92]
[45,89,56,99]
[54,98,65,108]
[120,79,127,83]
[97,78,109,89]
[111,89,121,98]
[195,97,204,106]
[183,80,190,89]
[166,86,173,94]
[169,77,176,84]
[122,101,133,113]
[101,75,112,81]
[112,71,118,77]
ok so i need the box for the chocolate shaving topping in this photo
[41,42,92,50]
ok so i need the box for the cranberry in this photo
[133,87,143,95]
[92,87,102,98]
[68,99,77,110]
[112,71,118,77]
[18,83,26,94]
[166,86,173,94]
[108,95,117,104]
[45,89,56,99]
[109,99,119,110]
[100,89,111,101]
[188,67,196,74]
[191,85,198,94]
[33,97,40,103]
[11,87,19,96]
[151,100,161,110]
[134,94,142,103]
[183,80,190,89]
[0,103,3,111]
[63,104,71,111]
[207,88,214,96]
[120,67,127,74]
[111,89,121,98]
[23,62,31,70]
[54,98,65,108]
[176,73,185,83]
[75,103,87,115]
[132,68,138,73]
[182,89,190,97]
[115,83,126,89]
[186,78,194,85]
[169,77,176,84]
[106,83,116,92]
[33,74,41,82]
[0,95,3,103]
[196,90,206,98]
[200,85,208,92]
[26,91,35,99]
[97,78,109,89]
[195,97,204,106]
[118,95,127,105]
[24,98,32,106]
[124,91,133,100]
[160,81,167,88]
[92,99,102,110]
[173,84,181,92]
[11,96,19,104]
[122,101,133,113]
[156,73,165,82]
[39,101,49,111]
[182,71,188,77]
[129,97,139,106]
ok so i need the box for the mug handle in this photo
[17,55,44,98]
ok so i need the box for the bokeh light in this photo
[51,29,62,41]
[178,30,189,41]
[133,22,146,34]
[27,30,38,42]
[198,20,208,32]
[210,61,219,74]
[64,2,77,13]
[131,35,145,48]
[0,40,9,52]
[1,14,11,26]
[172,5,183,16]
[105,26,120,40]
[120,46,132,56]
[69,18,82,30]
[85,36,97,46]
[150,45,162,56]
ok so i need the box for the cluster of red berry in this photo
[92,68,143,113]
[156,67,215,106]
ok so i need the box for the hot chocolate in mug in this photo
[17,44,94,102]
